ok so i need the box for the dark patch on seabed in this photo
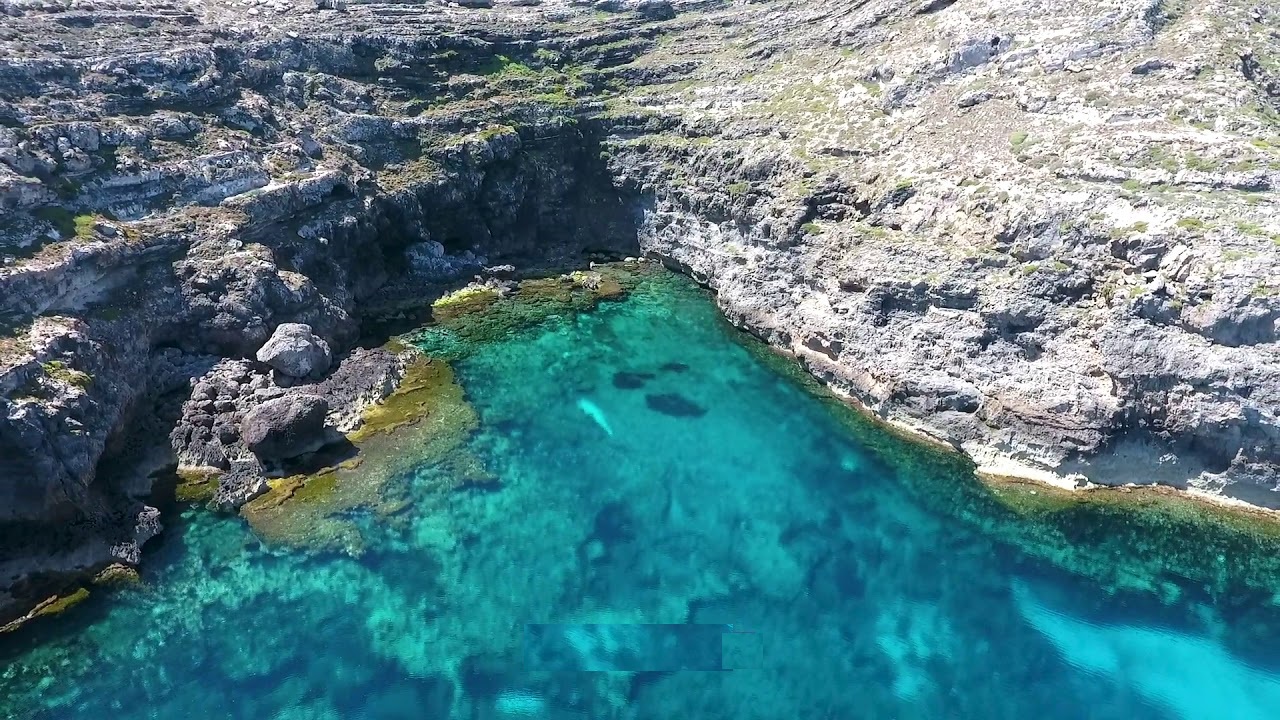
[613,371,654,389]
[5,269,1280,720]
[644,392,707,418]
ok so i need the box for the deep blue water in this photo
[3,269,1280,719]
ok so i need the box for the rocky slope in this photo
[0,0,1277,622]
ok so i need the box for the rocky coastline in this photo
[1,0,1278,626]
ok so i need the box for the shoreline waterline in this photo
[7,262,1280,643]
[3,264,1280,720]
[718,290,1280,524]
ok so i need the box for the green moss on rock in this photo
[430,285,502,322]
[174,466,222,504]
[2,587,92,633]
[41,360,92,389]
[36,587,90,617]
[413,261,651,356]
[242,356,485,553]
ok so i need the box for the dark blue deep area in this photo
[3,271,1280,719]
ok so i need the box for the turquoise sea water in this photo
[3,269,1280,719]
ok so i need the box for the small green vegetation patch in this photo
[477,54,537,78]
[478,124,518,141]
[33,207,99,240]
[1109,221,1149,239]
[41,360,92,389]
[1183,151,1217,172]
[431,285,503,322]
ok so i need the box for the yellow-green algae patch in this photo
[430,285,502,322]
[745,340,1280,606]
[240,356,486,553]
[1,587,91,634]
[173,466,222,504]
[1,568,139,634]
[412,262,652,355]
[238,263,657,553]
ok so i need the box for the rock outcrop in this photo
[256,324,332,380]
[241,394,331,461]
[0,0,1277,624]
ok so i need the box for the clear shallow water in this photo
[4,270,1280,719]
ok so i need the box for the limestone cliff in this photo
[0,0,1278,623]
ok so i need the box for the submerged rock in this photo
[241,354,486,553]
[412,263,652,355]
[644,392,707,418]
[612,371,654,389]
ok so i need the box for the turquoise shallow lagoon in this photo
[3,268,1280,719]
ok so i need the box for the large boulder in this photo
[255,323,332,379]
[241,394,330,461]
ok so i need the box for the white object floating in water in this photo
[576,397,614,437]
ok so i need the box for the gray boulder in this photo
[255,323,332,379]
[241,393,330,461]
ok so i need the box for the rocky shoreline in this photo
[2,0,1278,626]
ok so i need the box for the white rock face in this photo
[255,323,332,379]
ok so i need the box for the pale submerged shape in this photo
[576,396,614,437]
[1014,579,1280,720]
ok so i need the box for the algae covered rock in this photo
[91,564,141,587]
[241,355,485,553]
[241,394,330,461]
[255,323,332,380]
[0,587,91,634]
[413,263,651,356]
